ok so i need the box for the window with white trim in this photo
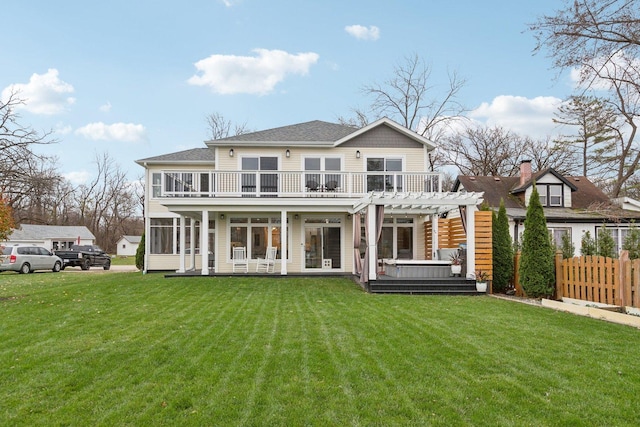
[229,217,284,260]
[367,158,403,191]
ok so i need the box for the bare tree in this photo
[74,153,142,252]
[553,95,617,176]
[206,112,250,140]
[340,53,467,142]
[530,0,640,196]
[522,136,580,176]
[439,124,577,177]
[530,0,640,83]
[0,90,58,210]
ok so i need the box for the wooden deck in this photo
[163,270,483,295]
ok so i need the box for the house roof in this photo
[136,148,216,165]
[454,171,640,222]
[120,235,142,244]
[210,120,357,145]
[8,224,95,241]
[510,168,577,194]
[204,117,435,149]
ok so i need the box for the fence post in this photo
[555,250,564,301]
[619,250,629,308]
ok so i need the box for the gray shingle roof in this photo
[136,148,215,164]
[213,120,357,143]
[121,235,142,244]
[8,225,95,241]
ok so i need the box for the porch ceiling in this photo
[352,191,484,215]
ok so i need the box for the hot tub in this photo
[383,259,452,278]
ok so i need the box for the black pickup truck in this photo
[54,245,112,270]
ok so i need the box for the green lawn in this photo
[1,272,639,426]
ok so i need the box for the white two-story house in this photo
[136,118,483,282]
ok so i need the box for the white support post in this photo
[367,204,377,280]
[465,204,475,278]
[431,214,439,259]
[177,215,186,273]
[188,218,196,270]
[201,210,209,275]
[280,210,288,275]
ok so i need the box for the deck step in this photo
[368,276,483,295]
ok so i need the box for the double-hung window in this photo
[538,184,563,207]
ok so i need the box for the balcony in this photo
[158,171,443,198]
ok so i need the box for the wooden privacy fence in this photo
[555,251,640,308]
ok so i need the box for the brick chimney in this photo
[520,160,532,186]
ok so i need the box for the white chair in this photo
[232,247,248,273]
[256,247,277,273]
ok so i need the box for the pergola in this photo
[352,191,484,281]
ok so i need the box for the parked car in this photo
[54,245,111,270]
[0,245,63,274]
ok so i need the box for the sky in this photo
[1,0,576,184]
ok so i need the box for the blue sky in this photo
[1,0,573,183]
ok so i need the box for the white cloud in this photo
[75,122,146,142]
[187,49,319,95]
[63,171,91,185]
[1,69,75,115]
[469,95,563,138]
[99,101,112,112]
[55,123,73,135]
[345,25,380,41]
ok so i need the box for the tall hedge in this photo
[135,232,145,270]
[492,199,513,293]
[519,185,555,298]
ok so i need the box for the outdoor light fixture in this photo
[294,214,299,220]
[286,149,290,158]
[356,150,361,159]
[229,148,234,157]
[220,213,225,219]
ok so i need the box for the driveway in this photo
[62,265,139,273]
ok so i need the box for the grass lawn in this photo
[109,256,135,266]
[1,272,639,426]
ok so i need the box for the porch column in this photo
[201,210,209,275]
[431,214,439,259]
[367,204,377,280]
[188,217,196,270]
[280,210,288,275]
[465,204,475,278]
[177,214,186,273]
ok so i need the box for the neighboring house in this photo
[454,160,640,255]
[136,118,483,280]
[117,235,142,256]
[3,224,95,251]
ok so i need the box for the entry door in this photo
[304,226,341,269]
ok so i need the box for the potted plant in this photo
[475,270,489,292]
[449,251,463,276]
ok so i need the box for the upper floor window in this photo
[367,158,403,192]
[304,157,341,191]
[538,184,563,207]
[241,157,278,196]
[152,173,161,198]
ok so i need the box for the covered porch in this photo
[152,190,484,291]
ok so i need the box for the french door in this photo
[304,218,342,270]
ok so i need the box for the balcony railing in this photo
[158,171,443,198]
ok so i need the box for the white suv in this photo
[0,245,63,274]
